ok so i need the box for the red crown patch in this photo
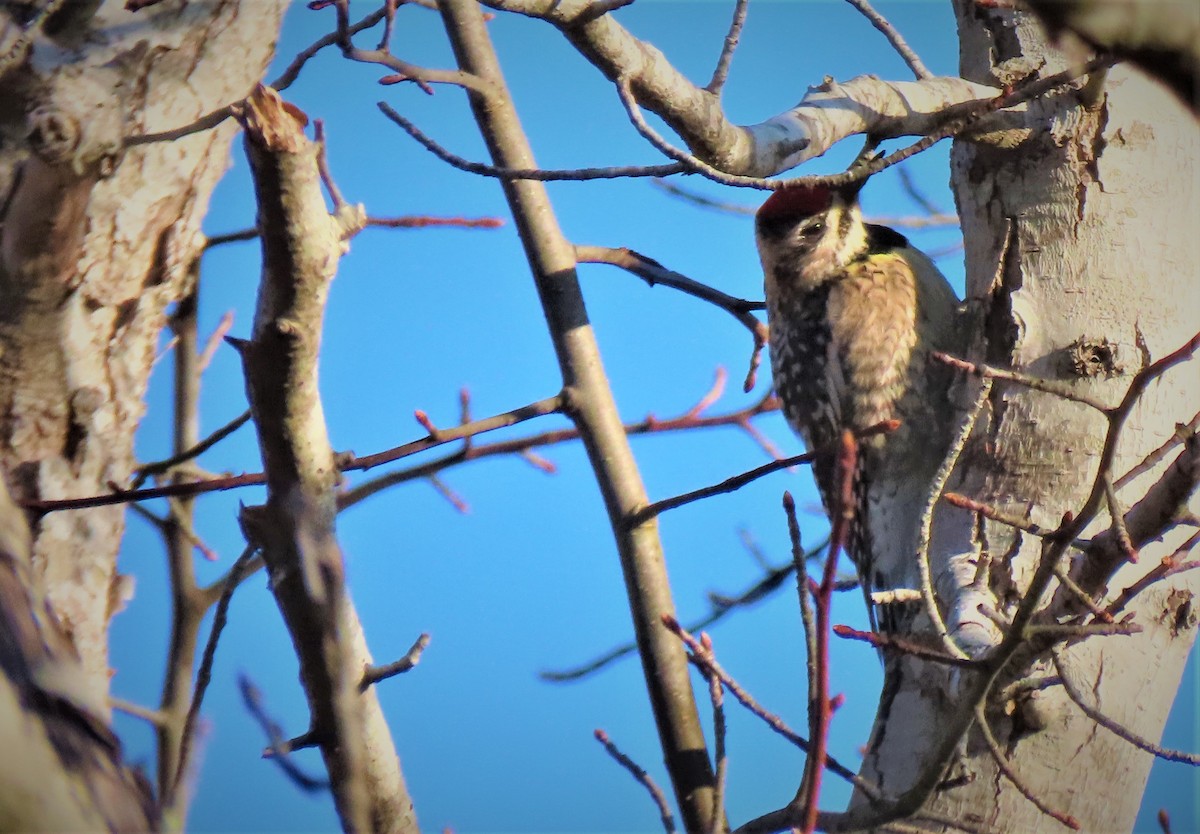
[756,184,834,221]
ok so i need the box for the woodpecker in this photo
[755,180,960,631]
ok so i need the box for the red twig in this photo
[413,409,441,437]
[832,624,975,667]
[684,367,727,419]
[793,431,857,833]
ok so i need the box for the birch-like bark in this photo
[481,0,999,177]
[1023,0,1200,114]
[848,5,1200,830]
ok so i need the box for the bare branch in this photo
[130,410,252,489]
[238,676,331,793]
[361,633,431,691]
[379,101,686,180]
[705,0,750,95]
[575,244,766,391]
[593,730,678,834]
[1115,409,1200,489]
[1052,648,1200,766]
[233,83,416,834]
[437,1,716,827]
[110,698,168,727]
[917,378,991,660]
[541,537,824,682]
[974,704,1081,829]
[935,352,1109,413]
[631,421,897,525]
[831,624,976,668]
[175,547,258,798]
[324,0,491,92]
[701,634,728,834]
[842,0,933,79]
[1103,530,1200,618]
[615,75,767,189]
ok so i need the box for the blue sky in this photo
[108,2,1197,832]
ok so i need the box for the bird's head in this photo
[755,181,868,292]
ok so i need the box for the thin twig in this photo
[942,493,1057,539]
[1104,531,1200,617]
[651,177,960,232]
[196,311,234,373]
[575,244,766,391]
[917,377,991,660]
[702,634,728,834]
[541,539,829,682]
[130,410,252,489]
[593,730,678,834]
[110,697,168,727]
[206,214,505,250]
[361,633,431,691]
[1103,477,1139,562]
[934,353,1109,413]
[896,166,942,215]
[631,421,897,525]
[313,119,349,211]
[29,393,565,513]
[842,0,932,79]
[705,0,750,95]
[974,704,1081,830]
[326,0,489,93]
[1115,410,1200,489]
[831,624,976,667]
[175,547,257,797]
[1022,621,1142,639]
[1052,563,1113,624]
[239,676,330,793]
[1051,648,1200,765]
[615,76,768,189]
[379,101,687,180]
[662,615,867,791]
[792,433,857,834]
[275,4,389,89]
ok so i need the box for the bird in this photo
[755,179,961,632]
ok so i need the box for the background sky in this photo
[107,2,1197,832]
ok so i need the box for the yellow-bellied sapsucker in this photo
[755,181,960,631]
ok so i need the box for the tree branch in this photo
[436,2,717,828]
[231,84,416,834]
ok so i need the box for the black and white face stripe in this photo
[755,196,870,293]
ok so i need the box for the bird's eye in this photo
[801,221,825,238]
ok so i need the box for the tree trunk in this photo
[854,5,1199,830]
[0,0,288,710]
